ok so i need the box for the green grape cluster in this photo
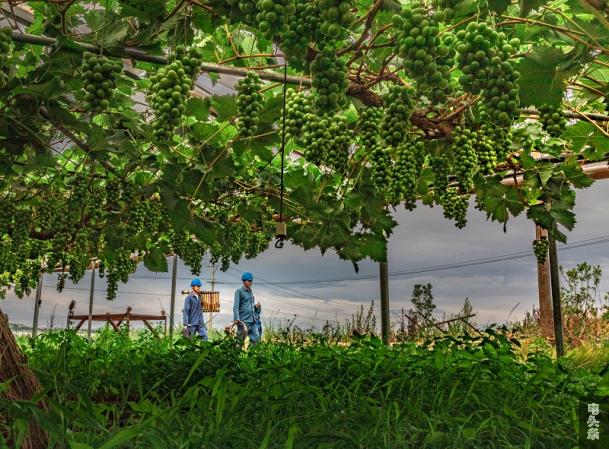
[0,199,15,233]
[301,113,331,165]
[105,251,138,300]
[172,45,204,79]
[0,27,12,89]
[393,5,455,102]
[456,22,521,126]
[80,52,122,112]
[370,146,392,193]
[11,209,31,255]
[125,200,159,235]
[326,115,351,173]
[440,187,468,229]
[358,107,383,150]
[67,230,90,284]
[35,198,64,233]
[381,86,415,147]
[389,140,422,208]
[285,89,313,141]
[434,0,464,22]
[538,104,567,137]
[148,56,195,141]
[245,231,272,259]
[183,240,205,275]
[311,46,348,112]
[490,125,512,164]
[451,126,478,193]
[532,238,549,265]
[317,0,355,39]
[118,0,165,19]
[281,2,321,59]
[474,125,498,176]
[256,0,295,38]
[236,72,263,137]
[430,152,451,194]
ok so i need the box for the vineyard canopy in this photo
[0,0,608,300]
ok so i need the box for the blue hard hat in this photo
[191,278,202,287]
[241,272,253,282]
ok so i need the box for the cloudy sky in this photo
[2,181,608,333]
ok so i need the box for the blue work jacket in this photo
[233,286,259,323]
[183,292,204,326]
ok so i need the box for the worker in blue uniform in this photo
[183,278,208,341]
[233,272,261,344]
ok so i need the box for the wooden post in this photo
[169,255,178,338]
[31,272,43,338]
[87,262,96,340]
[380,261,390,344]
[535,225,554,339]
[548,232,565,358]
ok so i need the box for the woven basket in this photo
[224,320,249,338]
[199,291,220,312]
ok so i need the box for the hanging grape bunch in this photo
[148,50,197,142]
[285,89,313,141]
[67,230,90,284]
[440,187,468,228]
[393,4,454,102]
[300,113,331,165]
[0,27,12,89]
[311,46,348,112]
[326,115,351,173]
[358,107,383,150]
[104,250,138,300]
[381,86,415,147]
[236,71,263,137]
[451,126,478,192]
[532,238,549,265]
[318,0,355,39]
[474,125,498,176]
[370,146,392,194]
[172,45,203,79]
[434,0,464,22]
[456,22,520,126]
[389,139,423,209]
[0,199,15,233]
[538,104,567,137]
[80,52,123,113]
[430,155,451,204]
[281,2,321,60]
[256,0,295,38]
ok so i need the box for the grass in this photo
[1,326,608,448]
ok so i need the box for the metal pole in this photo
[548,232,565,358]
[87,261,96,340]
[209,265,216,330]
[380,261,390,345]
[169,255,178,338]
[31,272,43,338]
[535,225,554,339]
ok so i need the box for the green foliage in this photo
[2,328,603,448]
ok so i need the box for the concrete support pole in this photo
[380,262,390,345]
[548,233,565,358]
[169,255,178,338]
[87,263,96,340]
[31,273,43,338]
[535,225,554,339]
